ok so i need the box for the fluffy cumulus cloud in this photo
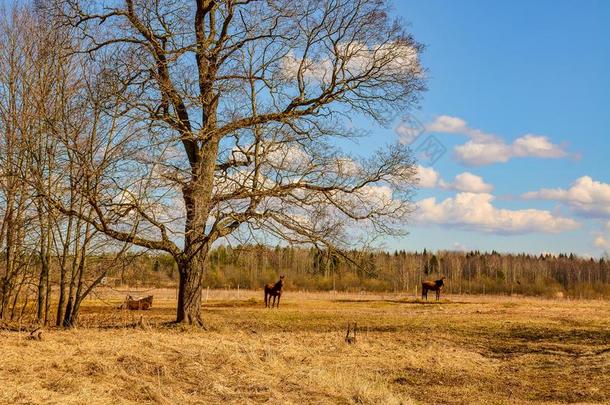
[439,172,493,193]
[415,192,580,234]
[416,165,440,188]
[425,115,569,166]
[454,134,568,166]
[522,176,610,217]
[416,166,492,193]
[425,115,493,142]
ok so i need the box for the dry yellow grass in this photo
[0,289,608,404]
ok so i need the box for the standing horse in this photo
[422,277,446,300]
[264,275,285,308]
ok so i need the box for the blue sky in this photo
[4,0,606,256]
[360,0,610,256]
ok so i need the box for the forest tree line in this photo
[2,238,609,326]
[108,245,610,299]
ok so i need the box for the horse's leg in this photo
[277,293,281,309]
[273,294,277,308]
[265,290,268,308]
[437,289,440,300]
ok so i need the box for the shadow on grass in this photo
[203,298,261,308]
[331,298,467,305]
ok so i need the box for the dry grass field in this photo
[0,289,608,404]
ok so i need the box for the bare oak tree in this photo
[52,0,425,325]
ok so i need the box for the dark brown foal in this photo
[422,276,446,300]
[264,275,285,308]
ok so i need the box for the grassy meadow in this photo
[0,289,608,404]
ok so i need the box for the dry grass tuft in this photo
[0,290,608,404]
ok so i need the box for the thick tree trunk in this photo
[174,137,219,326]
[176,254,205,326]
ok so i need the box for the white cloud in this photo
[334,157,360,176]
[425,115,569,166]
[512,135,567,158]
[415,192,580,234]
[452,242,471,252]
[358,185,394,205]
[425,115,493,142]
[454,134,567,166]
[594,235,610,250]
[416,165,440,188]
[281,51,333,83]
[439,172,493,193]
[335,184,405,216]
[281,42,421,84]
[334,184,394,208]
[453,140,511,166]
[426,115,467,133]
[523,176,610,217]
[591,220,610,252]
[267,144,310,169]
[416,166,492,193]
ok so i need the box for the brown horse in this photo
[422,277,446,300]
[264,275,285,308]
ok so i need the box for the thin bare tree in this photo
[0,5,43,321]
[0,2,137,326]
